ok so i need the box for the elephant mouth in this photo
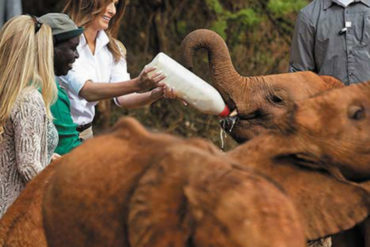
[219,108,271,143]
[219,119,261,144]
[219,114,238,134]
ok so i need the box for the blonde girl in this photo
[0,15,58,218]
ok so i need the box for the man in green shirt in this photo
[39,13,84,155]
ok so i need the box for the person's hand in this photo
[149,85,181,102]
[162,86,177,99]
[153,84,188,105]
[51,153,61,162]
[150,86,165,99]
[137,66,166,92]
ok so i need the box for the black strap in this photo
[76,122,92,132]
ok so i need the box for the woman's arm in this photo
[116,87,165,109]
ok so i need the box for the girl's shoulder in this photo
[18,87,43,102]
[12,88,45,113]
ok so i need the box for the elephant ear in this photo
[259,161,370,240]
[282,165,370,239]
[111,117,151,140]
[319,75,345,89]
[184,166,305,247]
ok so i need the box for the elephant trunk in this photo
[180,29,243,110]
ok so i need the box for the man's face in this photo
[54,36,80,76]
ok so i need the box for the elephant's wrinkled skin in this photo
[181,29,344,143]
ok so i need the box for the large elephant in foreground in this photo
[180,29,344,143]
[0,118,305,247]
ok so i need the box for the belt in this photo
[76,122,92,132]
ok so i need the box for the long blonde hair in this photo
[63,0,127,62]
[0,15,57,135]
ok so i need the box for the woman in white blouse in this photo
[62,0,169,140]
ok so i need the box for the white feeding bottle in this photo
[146,52,230,117]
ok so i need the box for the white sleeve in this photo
[59,64,92,95]
[110,56,131,106]
[110,56,131,83]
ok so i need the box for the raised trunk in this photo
[180,29,243,109]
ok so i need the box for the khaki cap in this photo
[39,13,83,43]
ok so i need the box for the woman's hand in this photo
[150,85,188,105]
[136,66,166,92]
[51,153,61,162]
[150,84,177,99]
[163,86,188,105]
[163,86,177,99]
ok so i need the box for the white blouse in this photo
[59,30,130,126]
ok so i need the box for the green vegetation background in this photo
[23,0,309,150]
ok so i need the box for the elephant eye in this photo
[268,94,284,105]
[348,105,365,120]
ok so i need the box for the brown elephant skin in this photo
[228,81,370,241]
[182,29,370,246]
[0,162,56,246]
[0,117,304,247]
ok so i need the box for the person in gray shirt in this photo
[289,0,370,85]
[0,0,22,26]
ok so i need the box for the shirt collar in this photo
[80,30,110,53]
[96,30,110,50]
[324,0,370,9]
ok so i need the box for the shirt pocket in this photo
[316,14,342,51]
[361,15,370,46]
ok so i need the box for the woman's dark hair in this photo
[63,0,127,62]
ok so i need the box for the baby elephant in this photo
[228,80,370,242]
[0,118,305,247]
[181,29,344,143]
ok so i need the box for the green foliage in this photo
[210,19,228,39]
[267,0,307,16]
[205,0,224,14]
[176,21,188,36]
[228,8,260,27]
[205,0,261,41]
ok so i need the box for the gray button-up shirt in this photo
[289,0,370,85]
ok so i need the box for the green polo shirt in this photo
[51,79,81,155]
